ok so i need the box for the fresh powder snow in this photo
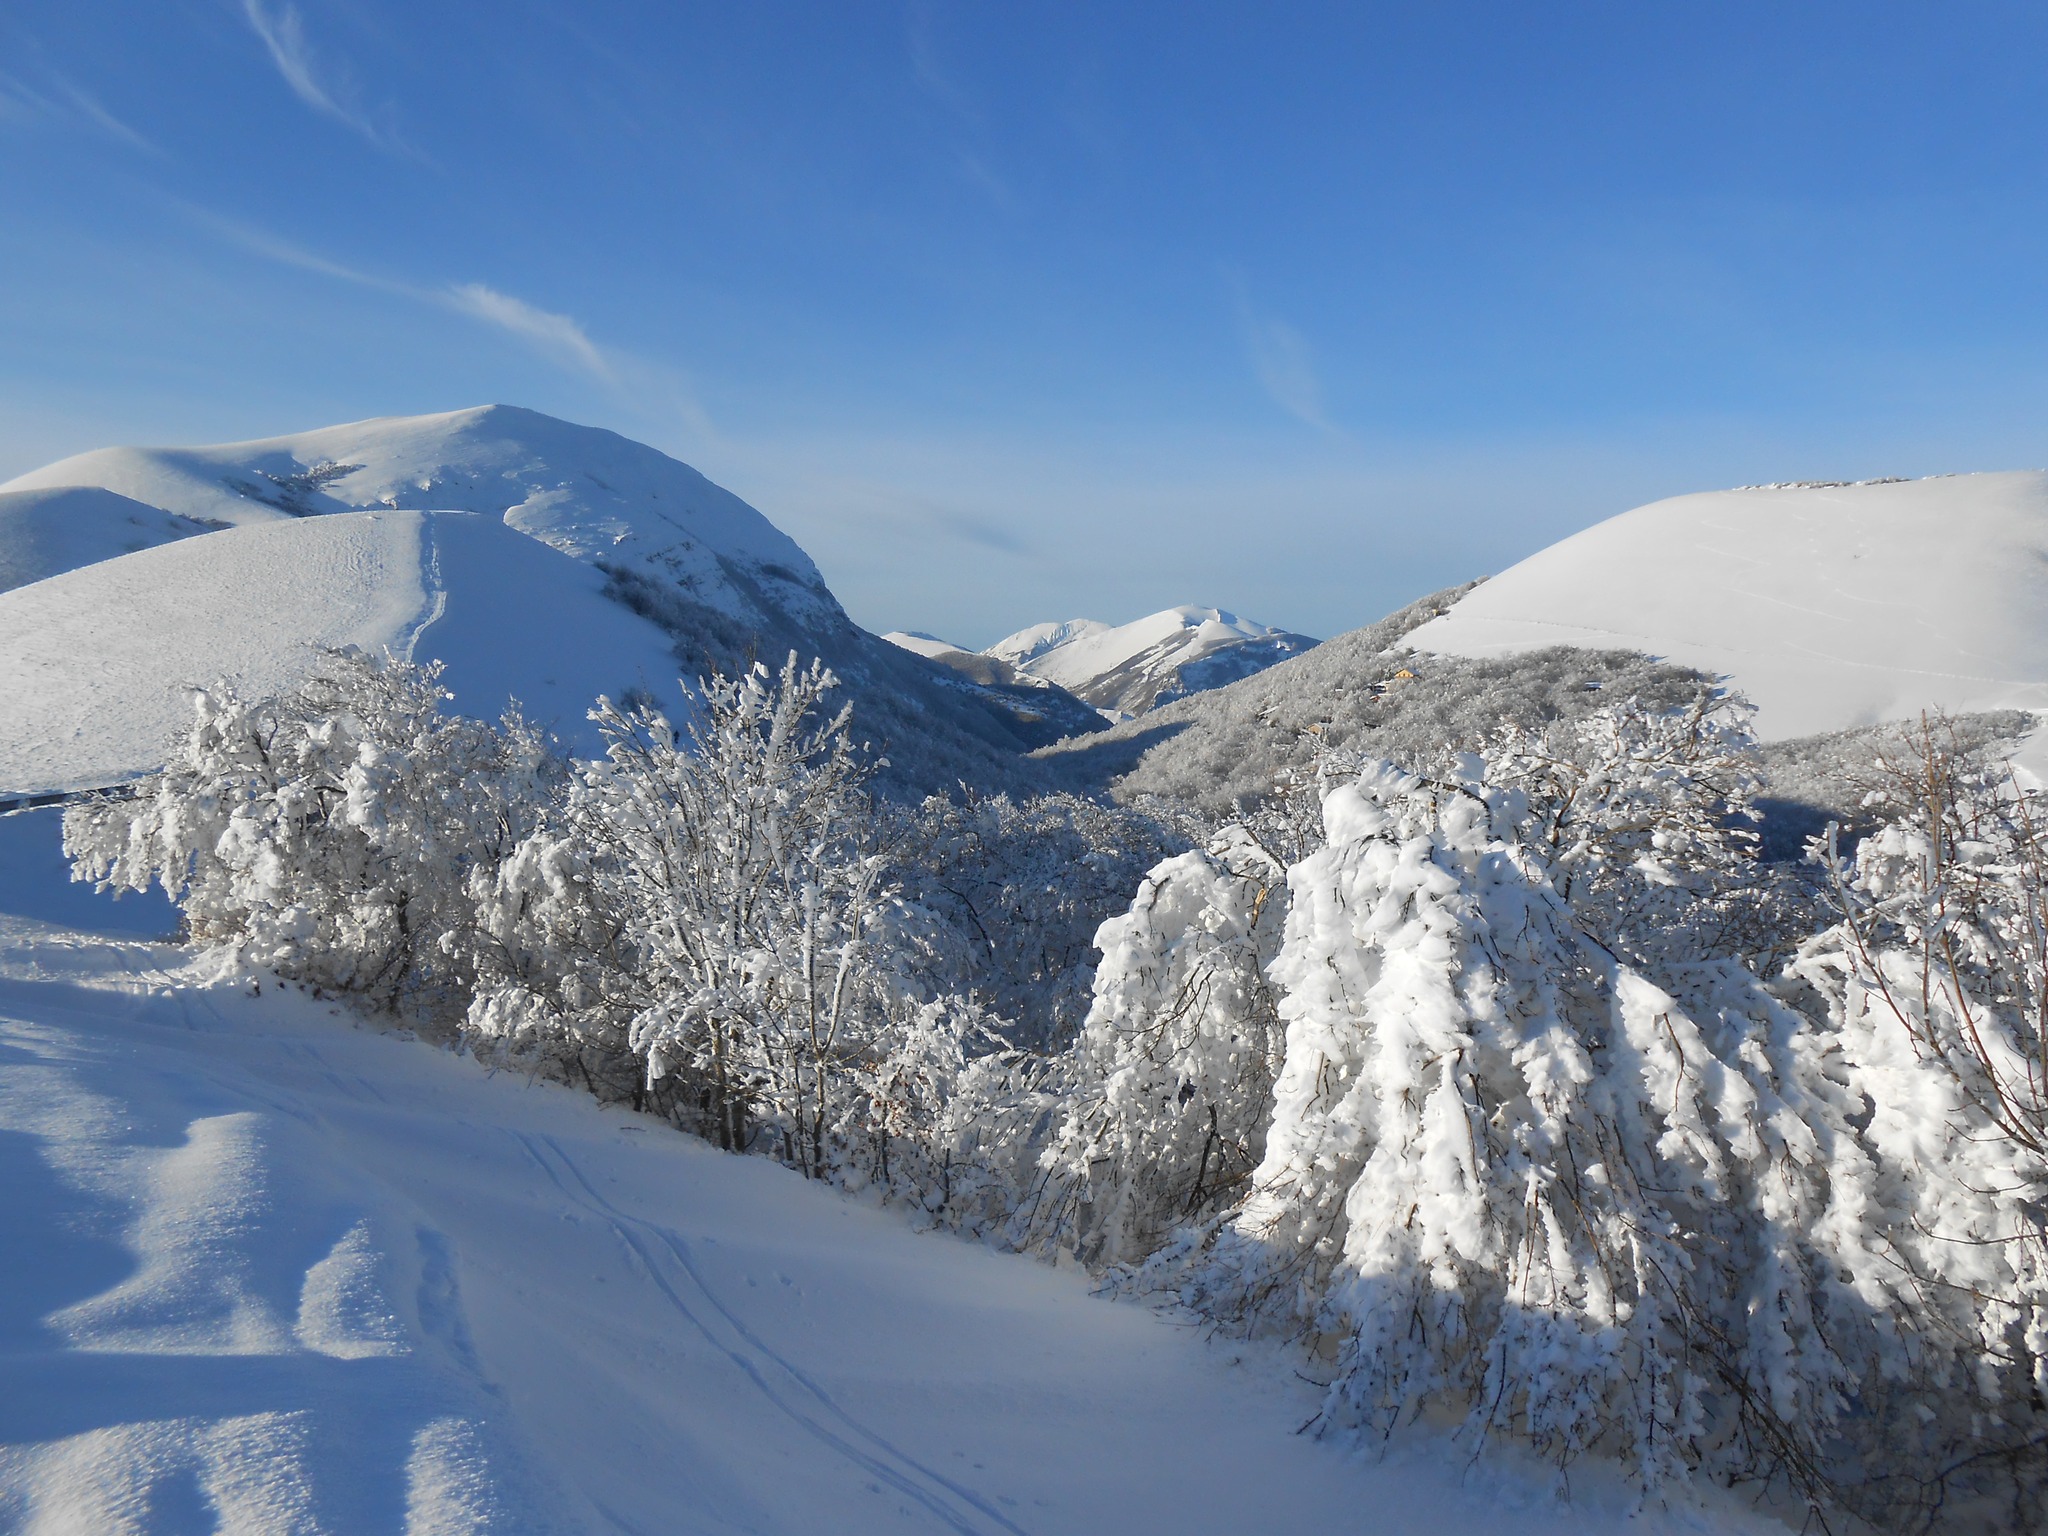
[1408,471,2048,743]
[0,509,685,796]
[0,863,1788,1534]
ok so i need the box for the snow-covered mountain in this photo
[0,485,217,593]
[984,618,1114,670]
[1407,472,2048,743]
[881,630,1029,688]
[0,404,837,633]
[1044,472,2048,814]
[982,606,1317,718]
[0,510,690,795]
[0,407,1105,797]
[1035,584,1713,809]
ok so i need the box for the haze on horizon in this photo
[5,2,2048,647]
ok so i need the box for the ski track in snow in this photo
[0,898,1789,1535]
[509,1131,1027,1536]
[397,516,450,665]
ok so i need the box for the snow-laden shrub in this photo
[1789,724,2048,1526]
[885,789,1186,1050]
[469,654,984,1189]
[1144,761,1888,1503]
[1479,691,1821,978]
[1027,694,1794,1269]
[65,651,558,1015]
[1026,825,1288,1265]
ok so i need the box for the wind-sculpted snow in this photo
[0,907,1780,1534]
[1409,471,2048,745]
[0,509,684,795]
[0,404,836,632]
[0,486,219,595]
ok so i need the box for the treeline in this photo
[66,650,2048,1531]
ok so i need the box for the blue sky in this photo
[5,3,2048,646]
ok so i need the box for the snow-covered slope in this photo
[0,879,1782,1533]
[0,486,217,594]
[0,510,685,795]
[0,404,839,633]
[883,630,1031,688]
[984,618,1113,671]
[1408,472,2048,741]
[985,606,1317,718]
[1034,584,1720,811]
[2,407,1111,797]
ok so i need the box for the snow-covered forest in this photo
[59,642,2048,1532]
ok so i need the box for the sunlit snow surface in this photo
[0,878,1785,1533]
[1410,472,2048,742]
[0,510,684,795]
[0,487,215,596]
[0,404,836,632]
[984,606,1316,716]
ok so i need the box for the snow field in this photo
[0,898,1785,1534]
[1409,471,2048,744]
[0,509,685,795]
[0,487,215,595]
[0,405,834,631]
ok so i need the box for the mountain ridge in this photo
[0,406,1105,798]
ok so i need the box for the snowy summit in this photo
[981,605,1317,718]
[1409,471,2048,744]
[0,403,839,633]
[0,407,1109,799]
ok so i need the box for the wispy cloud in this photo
[904,4,1022,216]
[190,210,405,290]
[918,500,1030,554]
[0,67,164,156]
[443,283,614,383]
[181,207,710,434]
[906,2,979,125]
[240,0,403,151]
[1238,304,1343,436]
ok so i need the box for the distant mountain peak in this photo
[980,605,1318,718]
[0,406,1109,799]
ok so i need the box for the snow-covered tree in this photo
[65,651,558,1015]
[886,789,1186,1050]
[1789,721,2048,1526]
[1027,825,1288,1266]
[1151,760,1887,1504]
[1477,689,1805,973]
[469,654,980,1186]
